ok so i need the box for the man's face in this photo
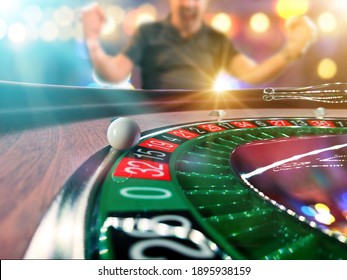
[169,0,209,33]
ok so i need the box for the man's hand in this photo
[81,3,106,42]
[283,16,318,61]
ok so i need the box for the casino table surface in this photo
[0,80,346,259]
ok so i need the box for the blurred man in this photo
[82,0,316,89]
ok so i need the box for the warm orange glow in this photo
[317,59,337,80]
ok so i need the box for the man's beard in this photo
[179,7,199,26]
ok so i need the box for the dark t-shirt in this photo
[122,19,239,90]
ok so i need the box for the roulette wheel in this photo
[1,81,346,260]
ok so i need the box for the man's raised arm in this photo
[81,3,133,83]
[228,16,317,85]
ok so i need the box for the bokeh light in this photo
[58,26,74,41]
[106,5,125,26]
[211,13,232,34]
[40,21,59,42]
[26,24,39,41]
[315,203,330,214]
[122,4,158,36]
[317,58,337,80]
[53,6,74,27]
[136,4,157,28]
[8,22,27,44]
[22,5,43,25]
[100,5,125,38]
[250,13,270,33]
[0,19,7,40]
[317,12,337,33]
[74,23,83,40]
[312,203,335,226]
[139,3,157,19]
[301,203,336,226]
[101,16,117,36]
[315,212,336,225]
[275,0,309,19]
[136,12,156,27]
[301,206,316,217]
[0,1,19,17]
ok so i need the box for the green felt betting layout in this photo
[86,118,347,260]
